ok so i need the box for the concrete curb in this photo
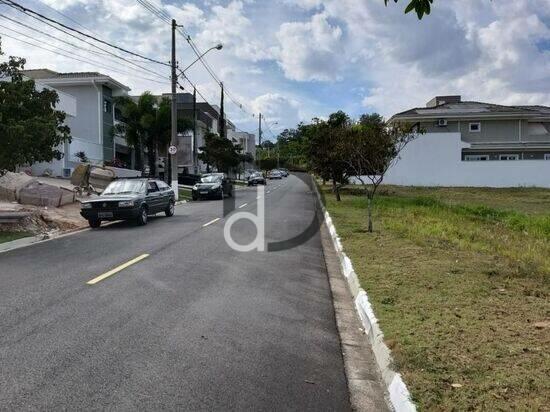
[314,184,416,412]
[0,225,89,254]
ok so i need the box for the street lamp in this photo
[176,43,224,175]
[180,43,223,74]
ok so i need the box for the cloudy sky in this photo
[1,0,549,139]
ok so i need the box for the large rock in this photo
[0,172,36,201]
[19,181,75,207]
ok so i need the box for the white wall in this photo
[382,133,550,188]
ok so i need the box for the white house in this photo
[385,96,550,188]
[23,69,133,177]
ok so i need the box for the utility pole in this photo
[258,113,262,146]
[219,82,225,138]
[170,18,179,200]
[192,87,197,174]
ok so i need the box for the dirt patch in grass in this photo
[321,185,550,410]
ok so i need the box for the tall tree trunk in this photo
[332,173,341,201]
[134,142,143,172]
[147,141,156,178]
[367,195,373,233]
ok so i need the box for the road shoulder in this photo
[320,222,391,412]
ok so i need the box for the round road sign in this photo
[168,145,177,155]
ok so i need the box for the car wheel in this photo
[137,206,148,226]
[88,219,101,228]
[192,193,198,201]
[165,200,175,217]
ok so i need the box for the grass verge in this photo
[0,231,33,244]
[178,188,192,200]
[321,184,549,410]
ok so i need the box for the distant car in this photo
[247,172,266,186]
[192,173,233,200]
[279,168,289,177]
[80,178,175,228]
[268,170,283,180]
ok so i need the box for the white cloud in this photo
[251,93,304,128]
[1,0,548,131]
[195,1,273,62]
[275,12,344,81]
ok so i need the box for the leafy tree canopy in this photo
[0,39,71,172]
[385,0,434,19]
[198,132,241,173]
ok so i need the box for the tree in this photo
[114,92,192,176]
[338,114,420,232]
[385,0,434,19]
[0,39,71,173]
[303,111,351,201]
[198,133,241,173]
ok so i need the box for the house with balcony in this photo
[385,96,550,187]
[22,69,133,177]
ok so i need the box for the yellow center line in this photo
[87,254,149,285]
[202,217,220,227]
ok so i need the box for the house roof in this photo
[22,69,131,92]
[391,100,550,122]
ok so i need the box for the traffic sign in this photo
[168,145,177,155]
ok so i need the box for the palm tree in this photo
[114,92,192,176]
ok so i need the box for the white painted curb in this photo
[314,184,416,412]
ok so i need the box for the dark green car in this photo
[80,178,175,228]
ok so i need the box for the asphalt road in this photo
[0,174,351,411]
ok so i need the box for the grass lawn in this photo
[0,231,33,244]
[321,184,550,410]
[178,188,193,200]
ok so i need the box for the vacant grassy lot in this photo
[0,231,32,244]
[321,185,549,411]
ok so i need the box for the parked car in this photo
[80,178,175,228]
[268,170,283,179]
[192,173,233,200]
[279,168,289,177]
[247,172,266,186]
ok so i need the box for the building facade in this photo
[23,69,132,177]
[391,96,550,161]
[384,96,550,187]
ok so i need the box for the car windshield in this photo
[201,175,222,183]
[102,180,145,195]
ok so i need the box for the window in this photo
[499,154,519,161]
[465,154,489,161]
[103,99,112,113]
[544,154,550,160]
[147,182,159,192]
[469,122,481,132]
[157,181,170,191]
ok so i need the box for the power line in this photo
[0,13,167,81]
[136,0,171,24]
[1,0,170,67]
[0,4,168,79]
[0,29,168,84]
[33,0,99,37]
[133,0,275,133]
